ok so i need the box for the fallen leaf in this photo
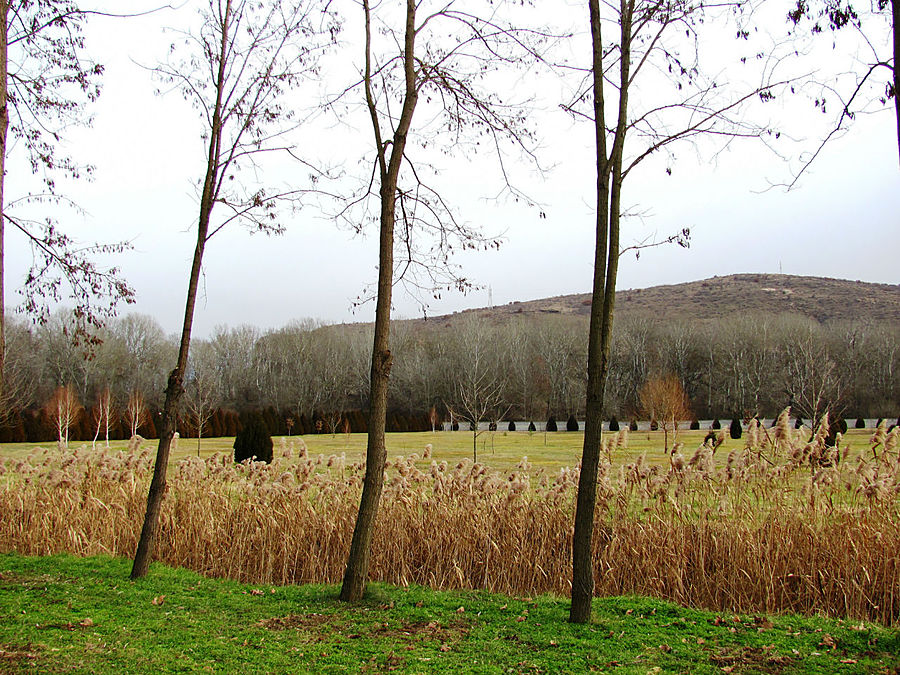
[78,618,94,627]
[440,644,451,652]
[516,616,526,622]
[818,634,836,650]
[549,640,558,647]
[152,595,165,606]
[456,606,465,613]
[250,589,264,596]
[499,604,508,610]
[840,659,858,664]
[659,644,672,653]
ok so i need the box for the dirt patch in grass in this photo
[367,618,471,641]
[708,646,795,673]
[256,612,335,630]
[0,643,40,666]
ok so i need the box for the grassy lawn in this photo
[0,428,878,473]
[1,553,898,674]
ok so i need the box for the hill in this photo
[412,274,900,327]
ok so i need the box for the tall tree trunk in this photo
[131,0,231,580]
[340,0,417,602]
[0,0,8,416]
[570,0,631,624]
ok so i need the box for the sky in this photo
[5,0,899,339]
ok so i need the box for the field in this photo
[2,552,899,674]
[1,421,899,630]
[0,426,883,471]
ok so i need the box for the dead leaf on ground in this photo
[152,595,165,606]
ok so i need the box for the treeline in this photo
[2,308,898,443]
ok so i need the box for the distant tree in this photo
[233,415,273,463]
[608,416,619,432]
[639,374,691,453]
[566,415,579,432]
[546,416,558,432]
[855,417,866,429]
[712,419,722,430]
[629,419,638,432]
[689,419,700,431]
[795,416,804,429]
[528,421,536,432]
[44,384,82,447]
[508,420,516,432]
[123,390,148,439]
[91,386,115,450]
[729,417,743,440]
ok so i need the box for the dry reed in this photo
[1,412,898,625]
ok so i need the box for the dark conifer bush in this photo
[528,421,536,432]
[233,416,273,464]
[566,415,579,431]
[629,419,638,432]
[608,416,620,432]
[452,421,460,431]
[508,421,516,432]
[649,419,659,431]
[546,416,558,432]
[795,416,804,429]
[855,417,866,429]
[689,419,700,430]
[729,417,742,440]
[712,419,721,430]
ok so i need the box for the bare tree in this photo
[123,390,148,439]
[184,342,221,454]
[339,0,553,602]
[45,383,82,447]
[446,317,508,462]
[569,0,796,622]
[91,385,114,450]
[131,0,336,579]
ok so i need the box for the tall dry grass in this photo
[1,414,899,624]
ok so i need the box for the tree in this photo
[233,414,273,463]
[91,385,114,450]
[0,1,135,418]
[123,390,148,439]
[339,0,551,602]
[131,0,336,580]
[44,383,81,447]
[445,318,509,463]
[569,0,794,622]
[184,342,221,455]
[639,374,691,453]
[729,417,743,440]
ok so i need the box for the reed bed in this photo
[1,412,899,624]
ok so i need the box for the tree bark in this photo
[131,0,231,580]
[570,0,631,624]
[340,0,418,602]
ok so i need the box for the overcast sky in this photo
[5,0,898,338]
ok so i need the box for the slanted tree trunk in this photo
[131,0,230,579]
[340,0,417,602]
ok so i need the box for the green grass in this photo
[0,428,878,473]
[1,553,898,674]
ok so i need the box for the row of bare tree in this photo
[6,309,898,434]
